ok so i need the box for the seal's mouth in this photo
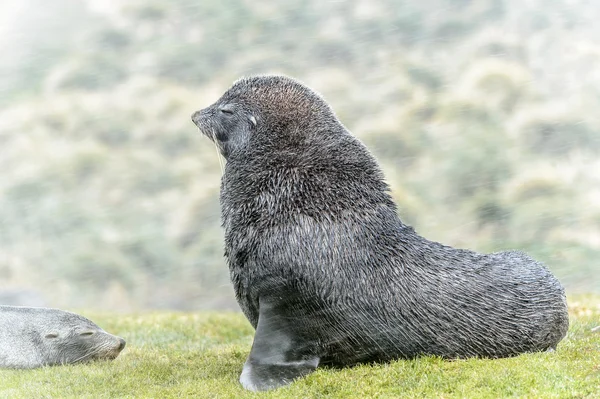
[191,109,226,173]
[93,337,126,361]
[191,110,212,140]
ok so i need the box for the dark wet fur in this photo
[192,75,569,389]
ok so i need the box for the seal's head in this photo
[0,306,126,369]
[34,309,126,366]
[191,75,338,160]
[191,74,391,226]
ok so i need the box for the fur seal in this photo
[191,75,569,391]
[0,306,126,369]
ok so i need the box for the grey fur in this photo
[191,75,569,391]
[0,306,126,368]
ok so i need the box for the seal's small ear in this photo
[45,333,59,339]
[249,115,257,127]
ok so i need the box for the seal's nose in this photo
[117,337,126,351]
[191,110,202,124]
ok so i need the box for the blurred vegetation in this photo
[0,0,598,310]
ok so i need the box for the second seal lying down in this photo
[191,75,569,391]
[0,306,126,369]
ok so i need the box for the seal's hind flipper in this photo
[239,297,320,391]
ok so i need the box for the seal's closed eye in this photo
[219,104,235,115]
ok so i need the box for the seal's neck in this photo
[221,131,397,224]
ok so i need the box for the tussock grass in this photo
[1,295,598,398]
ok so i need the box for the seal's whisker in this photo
[211,127,225,175]
[71,341,116,363]
[215,142,224,175]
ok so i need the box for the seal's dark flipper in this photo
[239,297,320,391]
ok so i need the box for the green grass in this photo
[1,295,598,399]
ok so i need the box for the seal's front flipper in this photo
[239,297,320,391]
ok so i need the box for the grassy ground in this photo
[0,295,598,399]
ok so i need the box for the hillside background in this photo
[0,0,598,311]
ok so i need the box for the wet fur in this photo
[192,75,569,390]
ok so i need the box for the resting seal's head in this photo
[0,306,126,368]
[191,75,339,160]
[34,309,126,365]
